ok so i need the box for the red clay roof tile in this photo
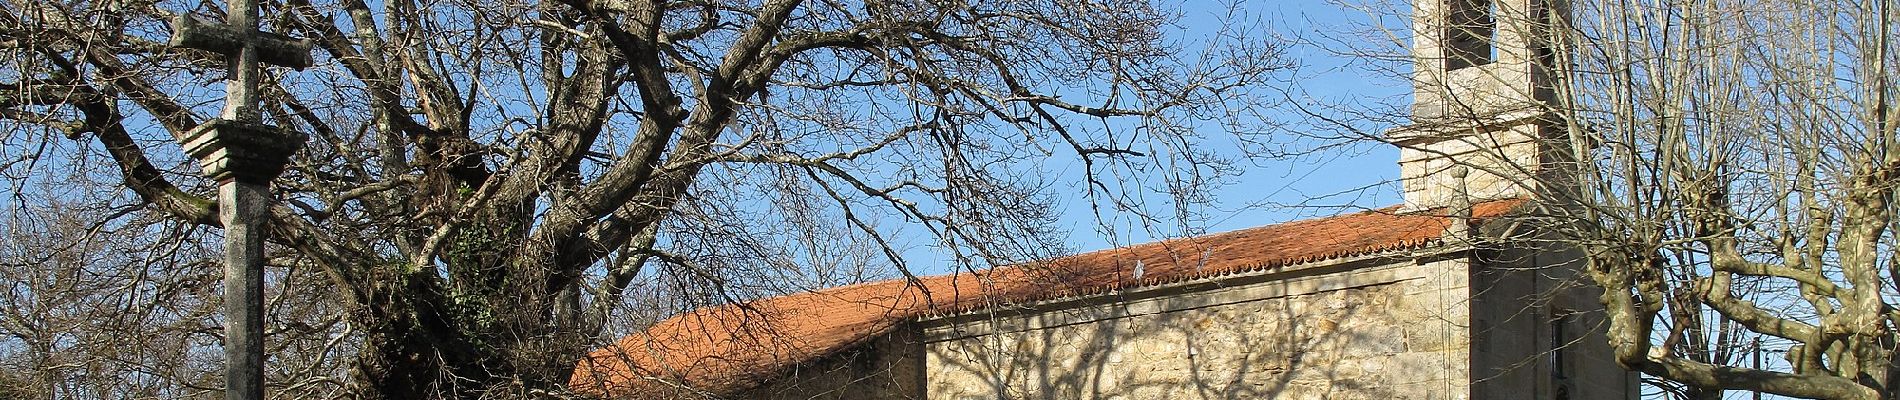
[569,199,1525,398]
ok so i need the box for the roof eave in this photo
[916,238,1476,327]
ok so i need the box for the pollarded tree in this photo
[1555,0,1900,398]
[0,0,1283,397]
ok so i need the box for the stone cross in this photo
[168,2,313,399]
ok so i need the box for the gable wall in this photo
[735,327,926,400]
[918,256,1475,400]
[1468,240,1638,400]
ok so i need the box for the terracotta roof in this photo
[568,199,1526,398]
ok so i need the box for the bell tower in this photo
[1393,0,1566,211]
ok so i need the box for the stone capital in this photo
[182,119,306,184]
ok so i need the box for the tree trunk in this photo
[347,247,592,399]
[350,272,502,399]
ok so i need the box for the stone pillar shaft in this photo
[220,182,268,400]
[216,0,266,397]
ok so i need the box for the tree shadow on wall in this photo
[926,278,1466,400]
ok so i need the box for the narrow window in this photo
[1550,311,1572,400]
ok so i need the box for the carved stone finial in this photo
[1448,166,1474,239]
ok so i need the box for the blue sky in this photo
[1044,1,1413,254]
[862,1,1428,280]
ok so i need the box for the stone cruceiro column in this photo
[168,2,313,399]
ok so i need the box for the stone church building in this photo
[570,0,1639,398]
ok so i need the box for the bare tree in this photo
[1303,0,1898,398]
[0,0,1284,397]
[0,170,358,398]
[1557,0,1900,398]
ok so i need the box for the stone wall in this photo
[919,258,1475,400]
[736,247,1635,400]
